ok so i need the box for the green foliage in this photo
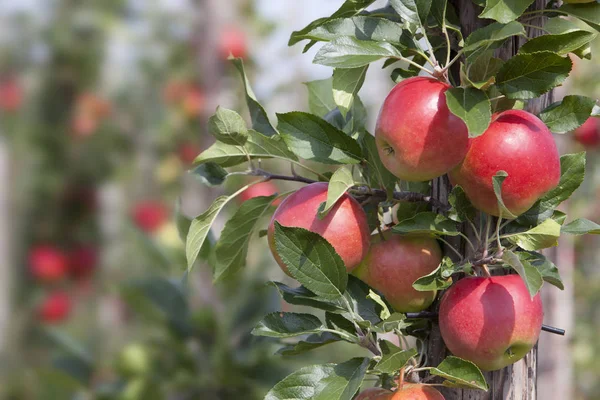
[445,87,491,137]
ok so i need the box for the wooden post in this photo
[427,1,554,398]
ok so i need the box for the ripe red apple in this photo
[391,385,445,399]
[0,77,23,112]
[439,274,543,371]
[267,182,370,273]
[29,245,69,283]
[449,109,560,217]
[39,291,71,323]
[182,87,205,118]
[68,245,98,279]
[239,181,281,206]
[177,142,201,165]
[132,201,169,233]
[375,77,469,181]
[219,27,248,59]
[163,80,187,104]
[353,233,441,312]
[356,388,394,400]
[573,117,600,147]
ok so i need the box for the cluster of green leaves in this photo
[184,0,600,398]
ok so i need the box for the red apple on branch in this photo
[177,141,201,166]
[182,87,205,118]
[29,245,69,283]
[375,77,469,181]
[353,233,442,312]
[573,117,600,147]
[392,384,445,399]
[267,182,370,273]
[239,181,281,205]
[219,27,248,59]
[0,77,23,112]
[68,245,98,279]
[132,201,169,233]
[39,291,71,323]
[439,274,543,371]
[449,109,560,217]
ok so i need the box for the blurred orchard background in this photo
[0,0,598,399]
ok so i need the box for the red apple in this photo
[182,87,205,118]
[29,245,69,283]
[0,77,23,112]
[239,181,281,206]
[354,233,441,312]
[449,109,560,217]
[68,245,98,279]
[163,80,187,104]
[573,117,600,147]
[132,201,169,233]
[71,113,98,137]
[356,388,394,400]
[391,384,445,399]
[39,291,72,323]
[439,274,543,371]
[219,27,248,59]
[375,77,469,181]
[177,142,201,165]
[267,182,370,273]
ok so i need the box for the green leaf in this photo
[289,0,377,46]
[190,163,228,186]
[392,211,460,236]
[373,313,410,333]
[390,0,433,25]
[213,195,277,282]
[492,171,518,219]
[269,281,347,312]
[496,52,572,100]
[252,312,323,338]
[265,358,370,400]
[539,95,597,134]
[186,196,229,270]
[562,218,600,235]
[479,0,535,23]
[305,78,336,117]
[319,167,355,220]
[296,16,405,44]
[278,112,363,164]
[461,53,504,90]
[518,153,586,225]
[333,66,368,118]
[506,218,561,251]
[358,132,397,191]
[194,129,297,167]
[412,259,453,291]
[517,251,564,290]
[344,275,385,325]
[502,250,543,298]
[367,290,392,320]
[463,22,526,60]
[448,185,476,223]
[274,222,348,300]
[519,31,597,57]
[559,3,600,32]
[430,356,489,391]
[376,341,418,374]
[276,333,343,356]
[208,106,248,145]
[445,87,492,138]
[313,36,402,69]
[232,58,277,136]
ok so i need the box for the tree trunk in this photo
[427,1,553,398]
[0,138,11,355]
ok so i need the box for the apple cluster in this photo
[266,76,561,379]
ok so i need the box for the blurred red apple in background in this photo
[177,141,201,165]
[574,117,600,147]
[163,80,187,104]
[29,245,68,283]
[132,201,169,233]
[219,27,247,59]
[182,87,205,118]
[0,77,23,112]
[39,291,71,324]
[68,245,98,279]
[239,181,281,205]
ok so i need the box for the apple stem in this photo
[397,366,405,388]
[480,264,492,278]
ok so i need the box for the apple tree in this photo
[186,0,600,399]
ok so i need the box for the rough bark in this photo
[427,0,553,398]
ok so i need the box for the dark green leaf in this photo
[278,112,363,164]
[276,333,343,356]
[232,58,277,136]
[265,358,370,400]
[430,356,489,391]
[464,22,526,60]
[320,167,355,218]
[562,218,600,235]
[517,251,564,290]
[296,16,405,44]
[305,78,336,117]
[274,222,348,300]
[333,66,368,118]
[269,282,347,312]
[313,36,402,69]
[208,106,248,145]
[519,31,597,56]
[412,259,453,291]
[492,171,518,219]
[392,211,460,236]
[559,3,600,32]
[190,163,228,186]
[479,0,535,24]
[252,312,323,338]
[539,95,597,134]
[496,52,572,100]
[390,0,433,25]
[502,250,544,298]
[344,275,385,325]
[213,195,277,282]
[445,87,491,137]
[448,185,476,223]
[186,196,229,270]
[505,218,561,251]
[358,132,397,191]
[461,54,504,90]
[376,341,418,374]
